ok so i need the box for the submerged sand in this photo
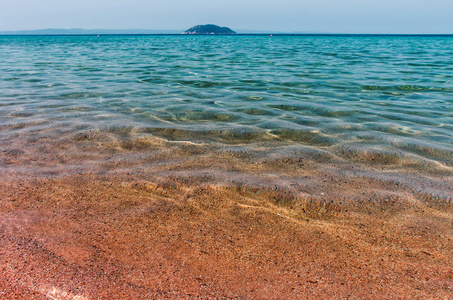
[1,132,452,299]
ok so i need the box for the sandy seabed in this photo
[1,132,452,299]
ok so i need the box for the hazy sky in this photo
[1,0,453,33]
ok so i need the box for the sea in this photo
[0,35,452,199]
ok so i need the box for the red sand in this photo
[1,174,452,299]
[1,135,452,299]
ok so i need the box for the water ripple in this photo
[0,35,452,164]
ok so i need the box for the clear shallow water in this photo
[1,35,453,172]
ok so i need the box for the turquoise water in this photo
[1,35,453,176]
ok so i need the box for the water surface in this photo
[0,35,452,197]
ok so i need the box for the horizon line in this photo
[1,33,453,36]
[0,28,452,36]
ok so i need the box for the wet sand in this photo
[1,133,453,299]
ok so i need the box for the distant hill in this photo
[0,28,183,35]
[183,24,236,35]
[0,27,327,36]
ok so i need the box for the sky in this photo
[1,0,453,34]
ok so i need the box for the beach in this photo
[1,132,452,299]
[1,35,453,298]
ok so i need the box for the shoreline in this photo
[1,34,452,298]
[1,135,452,299]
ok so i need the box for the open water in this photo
[0,35,452,197]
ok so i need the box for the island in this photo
[182,24,236,35]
